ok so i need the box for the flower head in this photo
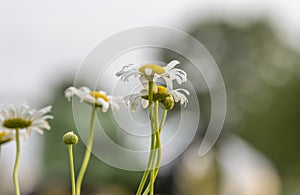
[116,60,187,89]
[0,130,13,145]
[65,86,120,112]
[0,103,53,135]
[125,85,189,111]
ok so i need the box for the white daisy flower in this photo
[0,103,53,135]
[116,60,187,89]
[125,85,189,111]
[65,86,120,112]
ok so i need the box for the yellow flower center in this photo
[156,86,167,94]
[90,91,109,102]
[3,118,32,129]
[0,131,8,140]
[142,86,170,102]
[139,64,165,75]
[0,131,12,144]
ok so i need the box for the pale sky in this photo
[0,0,299,105]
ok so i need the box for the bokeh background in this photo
[1,0,300,194]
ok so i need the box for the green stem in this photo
[149,134,156,195]
[148,81,154,106]
[159,109,168,134]
[149,101,159,195]
[136,131,156,195]
[76,107,98,195]
[136,81,156,195]
[143,109,167,195]
[68,145,76,195]
[13,128,21,195]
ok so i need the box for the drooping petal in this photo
[164,60,180,71]
[142,99,149,109]
[65,86,79,100]
[101,101,110,112]
[170,88,189,106]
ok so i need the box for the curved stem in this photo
[13,128,21,195]
[143,109,167,195]
[76,107,98,195]
[144,132,161,195]
[149,133,156,195]
[149,101,159,195]
[68,145,76,195]
[159,109,168,134]
[136,132,155,195]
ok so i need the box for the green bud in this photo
[162,96,175,110]
[63,131,78,145]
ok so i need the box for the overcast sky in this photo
[0,0,299,105]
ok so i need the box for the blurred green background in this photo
[39,20,299,195]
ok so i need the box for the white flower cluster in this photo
[116,60,189,111]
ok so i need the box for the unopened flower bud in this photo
[162,96,175,110]
[63,131,78,145]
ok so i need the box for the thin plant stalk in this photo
[76,106,98,195]
[136,129,156,194]
[149,101,160,195]
[13,128,21,195]
[67,144,76,195]
[143,109,167,195]
[136,81,155,195]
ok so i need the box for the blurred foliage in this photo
[192,21,300,174]
[162,20,300,194]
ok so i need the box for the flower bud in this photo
[162,96,175,110]
[63,131,78,145]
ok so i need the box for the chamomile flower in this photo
[0,130,13,145]
[116,60,187,89]
[65,86,120,112]
[0,103,53,135]
[125,85,189,111]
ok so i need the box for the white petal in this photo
[110,102,120,111]
[79,86,91,93]
[31,127,44,135]
[142,99,149,109]
[164,60,180,71]
[65,86,78,100]
[130,97,142,112]
[139,77,149,88]
[163,77,173,90]
[97,98,106,105]
[30,106,52,121]
[145,68,152,75]
[99,90,107,95]
[101,102,110,112]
